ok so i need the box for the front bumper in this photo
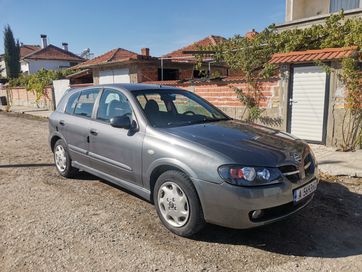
[192,176,318,229]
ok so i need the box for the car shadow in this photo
[191,180,362,258]
[69,171,362,258]
[0,163,55,168]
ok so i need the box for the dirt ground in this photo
[0,112,361,272]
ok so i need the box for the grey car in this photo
[49,84,319,237]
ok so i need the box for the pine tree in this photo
[3,25,20,78]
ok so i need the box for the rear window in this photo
[73,89,100,118]
[64,92,80,114]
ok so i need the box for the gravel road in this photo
[0,112,361,272]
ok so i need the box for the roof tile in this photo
[270,46,358,64]
[73,48,156,69]
[23,44,84,62]
[162,35,226,59]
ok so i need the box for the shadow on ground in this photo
[70,171,362,259]
[192,180,362,258]
[0,163,55,168]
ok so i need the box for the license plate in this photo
[293,180,318,203]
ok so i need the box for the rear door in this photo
[88,88,144,185]
[64,88,100,167]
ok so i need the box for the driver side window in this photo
[97,89,132,122]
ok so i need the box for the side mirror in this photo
[110,115,131,129]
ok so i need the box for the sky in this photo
[0,0,285,57]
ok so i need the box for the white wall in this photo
[0,58,7,78]
[25,59,73,74]
[99,68,130,84]
[53,79,70,107]
[20,61,29,74]
[286,0,362,22]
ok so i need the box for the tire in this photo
[153,170,205,237]
[53,139,78,178]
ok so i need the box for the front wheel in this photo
[53,139,78,178]
[154,170,205,237]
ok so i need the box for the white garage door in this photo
[99,68,130,84]
[290,66,327,142]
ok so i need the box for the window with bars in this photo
[330,0,360,13]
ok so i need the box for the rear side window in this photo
[74,89,100,118]
[64,92,80,114]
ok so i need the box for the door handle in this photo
[90,129,98,136]
[289,99,298,106]
[59,120,65,126]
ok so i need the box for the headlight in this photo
[218,165,282,186]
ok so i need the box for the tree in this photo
[197,12,361,150]
[3,25,20,78]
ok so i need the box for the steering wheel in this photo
[183,110,196,115]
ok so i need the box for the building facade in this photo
[278,0,362,30]
[0,35,84,77]
[69,36,229,85]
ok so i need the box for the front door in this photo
[288,65,329,143]
[88,88,144,185]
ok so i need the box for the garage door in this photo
[99,68,130,84]
[289,66,328,143]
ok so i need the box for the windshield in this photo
[133,89,230,128]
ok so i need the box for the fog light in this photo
[251,209,263,219]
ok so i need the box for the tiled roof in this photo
[73,48,156,69]
[162,35,226,59]
[270,46,359,64]
[20,45,40,58]
[22,44,84,62]
[144,76,247,86]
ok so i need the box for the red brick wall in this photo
[173,80,280,109]
[6,87,53,109]
[138,66,158,82]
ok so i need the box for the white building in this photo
[20,35,84,74]
[277,0,362,30]
[0,35,84,77]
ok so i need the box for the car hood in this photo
[162,120,307,167]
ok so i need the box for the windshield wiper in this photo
[166,117,229,127]
[188,117,229,125]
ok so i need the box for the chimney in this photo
[62,42,68,51]
[245,29,258,40]
[40,34,48,48]
[141,48,150,57]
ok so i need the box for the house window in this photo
[158,68,179,80]
[330,0,360,13]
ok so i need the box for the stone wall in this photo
[3,87,54,110]
[166,78,284,129]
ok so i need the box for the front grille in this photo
[279,164,299,182]
[279,152,315,182]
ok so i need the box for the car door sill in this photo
[72,161,151,201]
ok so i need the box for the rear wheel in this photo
[53,139,78,178]
[154,170,205,237]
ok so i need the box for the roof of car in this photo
[69,83,182,93]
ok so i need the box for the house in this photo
[0,35,84,78]
[0,44,40,78]
[20,35,84,74]
[277,0,362,30]
[68,35,228,84]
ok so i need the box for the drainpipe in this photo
[161,58,164,81]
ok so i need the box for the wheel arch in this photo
[49,133,66,152]
[146,159,198,203]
